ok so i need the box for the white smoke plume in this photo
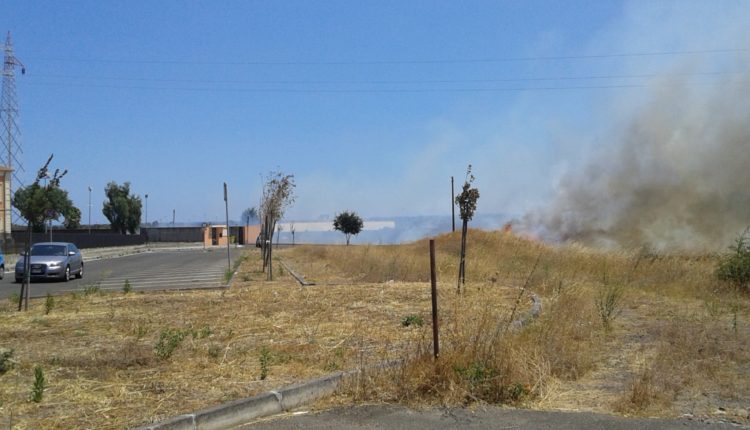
[527,68,750,252]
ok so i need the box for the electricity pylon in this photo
[1,31,26,248]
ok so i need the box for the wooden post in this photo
[451,176,455,233]
[430,239,439,359]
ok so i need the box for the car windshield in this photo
[30,245,67,256]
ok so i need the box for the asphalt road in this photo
[0,247,243,300]
[240,405,746,430]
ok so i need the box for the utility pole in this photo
[88,186,92,234]
[144,194,148,226]
[172,209,175,226]
[2,32,25,254]
[224,182,230,271]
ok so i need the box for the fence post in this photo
[430,239,439,359]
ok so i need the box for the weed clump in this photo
[0,348,15,374]
[717,228,750,291]
[401,315,424,327]
[154,328,186,360]
[44,293,55,315]
[30,366,45,403]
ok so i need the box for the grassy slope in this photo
[283,230,750,422]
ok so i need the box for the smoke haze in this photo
[528,68,750,251]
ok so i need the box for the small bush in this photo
[208,344,221,359]
[8,292,20,305]
[259,346,271,380]
[30,366,45,403]
[401,315,424,327]
[83,284,100,296]
[717,228,750,290]
[154,329,186,360]
[122,279,132,294]
[44,293,55,315]
[0,348,15,374]
[595,283,625,331]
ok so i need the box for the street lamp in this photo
[88,186,92,234]
[145,194,148,226]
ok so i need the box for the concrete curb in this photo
[277,260,315,286]
[135,372,350,430]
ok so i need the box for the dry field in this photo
[281,231,750,424]
[1,229,748,428]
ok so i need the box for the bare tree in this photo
[456,165,479,293]
[259,172,295,280]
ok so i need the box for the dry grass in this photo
[1,229,748,428]
[285,230,750,423]
[0,256,468,429]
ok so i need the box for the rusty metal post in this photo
[430,239,439,359]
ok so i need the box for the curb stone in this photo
[135,371,350,430]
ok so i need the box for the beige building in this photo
[0,166,12,239]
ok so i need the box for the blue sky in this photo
[2,1,748,225]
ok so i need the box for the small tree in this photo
[13,168,78,233]
[259,172,295,280]
[333,211,364,245]
[455,165,479,293]
[717,228,750,291]
[102,182,142,234]
[13,154,69,310]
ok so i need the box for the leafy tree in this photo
[12,157,77,232]
[14,154,69,311]
[102,182,142,234]
[333,211,364,245]
[455,165,479,293]
[717,228,750,291]
[63,206,81,229]
[241,207,258,226]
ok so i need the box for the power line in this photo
[18,79,732,94]
[24,70,743,86]
[24,48,749,66]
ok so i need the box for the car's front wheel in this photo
[63,266,70,282]
[0,265,4,280]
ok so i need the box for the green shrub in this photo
[123,279,132,294]
[44,293,55,315]
[259,347,271,380]
[717,228,750,290]
[154,328,186,360]
[30,366,45,403]
[401,314,424,327]
[0,348,15,374]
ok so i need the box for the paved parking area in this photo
[0,247,244,299]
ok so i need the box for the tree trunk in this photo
[457,220,468,294]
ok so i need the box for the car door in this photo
[71,244,82,272]
[66,244,78,273]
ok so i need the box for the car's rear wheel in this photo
[15,277,21,283]
[0,264,4,280]
[76,263,83,279]
[63,266,70,282]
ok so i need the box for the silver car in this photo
[15,242,84,283]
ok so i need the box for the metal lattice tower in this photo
[1,31,26,223]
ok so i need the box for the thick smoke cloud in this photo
[527,70,750,251]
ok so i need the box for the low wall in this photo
[142,227,204,243]
[9,231,146,250]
